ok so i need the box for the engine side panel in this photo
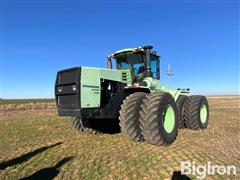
[80,68,101,108]
[80,67,131,108]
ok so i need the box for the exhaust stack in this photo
[107,55,112,69]
[143,45,153,77]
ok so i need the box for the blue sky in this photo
[1,0,239,98]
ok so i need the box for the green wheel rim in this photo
[200,104,207,123]
[163,105,175,133]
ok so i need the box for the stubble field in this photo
[0,96,239,179]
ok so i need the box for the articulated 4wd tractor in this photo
[55,46,209,146]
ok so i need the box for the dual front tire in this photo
[139,92,178,145]
[119,92,178,145]
[119,92,146,142]
[119,92,209,146]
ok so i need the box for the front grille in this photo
[55,67,81,109]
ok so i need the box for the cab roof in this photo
[112,46,160,58]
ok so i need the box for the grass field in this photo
[0,96,239,179]
[0,99,54,105]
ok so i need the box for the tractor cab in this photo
[108,46,160,82]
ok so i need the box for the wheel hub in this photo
[163,105,175,133]
[200,104,207,123]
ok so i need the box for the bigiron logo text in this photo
[180,161,237,179]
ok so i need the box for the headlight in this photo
[72,85,77,91]
[133,82,140,87]
[58,87,62,92]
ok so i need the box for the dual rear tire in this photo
[176,95,190,128]
[72,117,100,134]
[184,95,209,130]
[174,95,209,130]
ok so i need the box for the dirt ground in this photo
[0,96,239,179]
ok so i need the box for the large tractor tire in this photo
[119,92,147,142]
[72,117,100,134]
[185,95,209,130]
[139,92,178,146]
[176,95,190,129]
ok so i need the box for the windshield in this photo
[116,53,145,77]
[115,53,159,81]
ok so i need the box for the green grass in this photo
[0,97,239,179]
[0,98,55,105]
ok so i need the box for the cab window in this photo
[151,56,159,79]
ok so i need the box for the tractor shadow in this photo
[171,171,191,180]
[89,118,121,134]
[19,156,74,180]
[0,142,63,170]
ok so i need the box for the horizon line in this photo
[1,94,240,100]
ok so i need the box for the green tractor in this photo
[55,45,209,146]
